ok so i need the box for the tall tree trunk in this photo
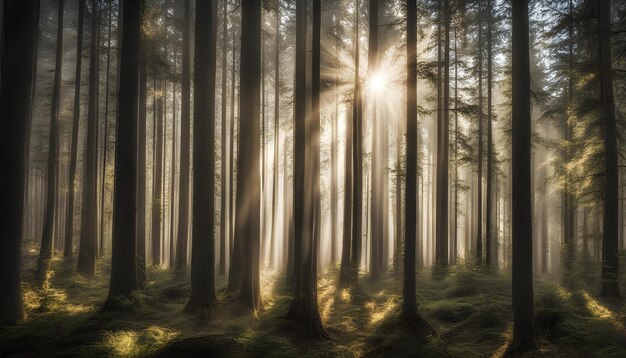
[598,0,620,298]
[235,0,262,312]
[186,0,217,311]
[37,0,65,282]
[435,0,450,269]
[137,38,148,288]
[64,0,85,260]
[152,77,164,266]
[340,58,354,284]
[401,0,421,323]
[287,0,327,338]
[219,0,228,276]
[99,0,114,258]
[369,0,381,280]
[330,23,338,266]
[291,0,307,294]
[176,0,191,269]
[229,24,236,262]
[511,0,535,350]
[270,6,280,269]
[169,44,177,268]
[0,0,40,324]
[486,0,493,269]
[106,0,142,300]
[476,4,483,265]
[350,0,363,283]
[77,0,100,276]
[452,23,458,265]
[562,0,576,286]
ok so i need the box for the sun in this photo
[367,70,388,95]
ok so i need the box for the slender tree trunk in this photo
[106,0,142,300]
[511,0,535,350]
[99,0,114,258]
[151,76,164,266]
[476,5,484,265]
[330,26,338,266]
[287,0,327,337]
[0,0,40,324]
[291,0,307,295]
[219,0,228,276]
[137,39,148,288]
[435,0,450,269]
[598,0,620,298]
[235,0,262,312]
[176,0,191,269]
[169,45,177,269]
[486,0,493,269]
[77,0,100,276]
[229,24,236,262]
[64,0,85,260]
[368,0,381,280]
[37,0,65,283]
[401,0,421,323]
[350,0,363,283]
[186,0,217,311]
[270,6,280,269]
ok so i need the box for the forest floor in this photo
[2,245,626,357]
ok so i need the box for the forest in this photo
[1,0,626,356]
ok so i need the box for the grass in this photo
[2,247,626,357]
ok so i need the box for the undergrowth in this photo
[1,247,626,357]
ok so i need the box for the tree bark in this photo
[137,37,148,288]
[435,0,450,269]
[511,0,535,350]
[176,0,191,269]
[106,0,142,300]
[219,0,228,276]
[38,0,65,282]
[235,0,262,312]
[0,0,40,324]
[64,0,85,260]
[187,0,218,311]
[598,0,620,298]
[77,0,99,276]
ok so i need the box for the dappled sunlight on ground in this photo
[99,326,179,357]
[4,249,626,357]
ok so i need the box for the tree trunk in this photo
[152,76,164,266]
[99,0,114,258]
[292,0,307,294]
[137,38,148,288]
[350,0,363,283]
[511,0,535,350]
[176,0,191,269]
[37,0,65,283]
[270,6,280,269]
[401,0,420,323]
[0,0,40,324]
[64,0,85,260]
[235,0,262,312]
[287,0,327,338]
[369,0,381,280]
[435,0,450,269]
[598,0,620,298]
[486,0,493,269]
[219,0,228,276]
[106,0,142,300]
[186,0,217,311]
[476,4,483,265]
[77,0,99,276]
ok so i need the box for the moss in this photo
[4,250,626,357]
[430,301,476,323]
